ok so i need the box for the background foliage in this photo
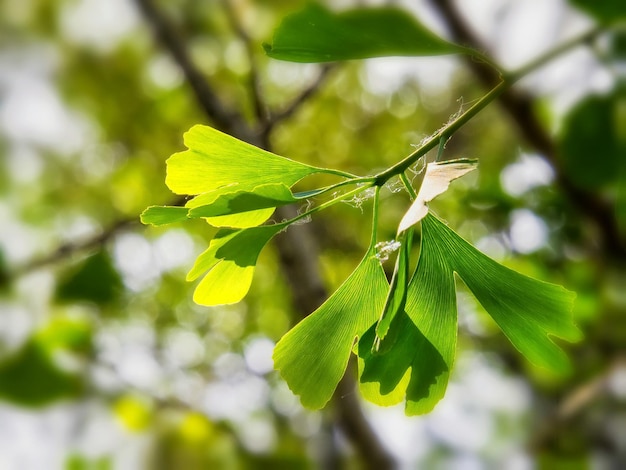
[0,0,625,469]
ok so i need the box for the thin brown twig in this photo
[3,195,188,283]
[223,0,267,124]
[262,64,335,137]
[134,0,254,142]
[3,218,136,283]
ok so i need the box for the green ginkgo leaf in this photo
[188,183,300,218]
[185,187,275,228]
[0,316,92,407]
[274,248,388,409]
[358,213,579,414]
[273,190,388,409]
[187,225,283,306]
[187,183,303,228]
[166,125,324,195]
[264,3,462,63]
[359,215,457,414]
[140,206,189,226]
[431,214,581,371]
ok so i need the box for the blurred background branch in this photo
[133,0,396,468]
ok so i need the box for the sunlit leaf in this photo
[274,192,388,409]
[185,183,302,228]
[359,217,456,414]
[188,183,300,218]
[166,125,323,195]
[186,187,275,228]
[429,214,581,371]
[397,159,477,233]
[264,3,462,63]
[188,225,283,306]
[140,206,189,226]
[203,210,276,228]
[274,248,388,409]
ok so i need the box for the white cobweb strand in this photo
[375,240,402,263]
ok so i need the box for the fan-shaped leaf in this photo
[274,248,388,409]
[429,214,581,371]
[166,125,323,195]
[359,216,456,414]
[140,206,189,226]
[188,225,283,306]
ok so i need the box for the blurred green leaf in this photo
[559,92,626,189]
[65,454,111,470]
[264,3,462,63]
[569,0,626,23]
[0,316,92,407]
[56,250,123,305]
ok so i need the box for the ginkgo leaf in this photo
[358,213,579,414]
[140,206,189,226]
[359,216,457,414]
[166,125,324,196]
[273,247,388,409]
[397,159,477,234]
[263,3,462,63]
[185,187,275,228]
[274,189,388,409]
[187,225,283,306]
[202,210,276,229]
[429,214,581,371]
[188,183,300,218]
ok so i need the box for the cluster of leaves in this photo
[143,3,584,414]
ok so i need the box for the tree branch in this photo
[529,355,626,451]
[2,218,136,285]
[428,0,625,259]
[134,1,396,467]
[261,64,335,137]
[223,0,267,123]
[134,0,254,142]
